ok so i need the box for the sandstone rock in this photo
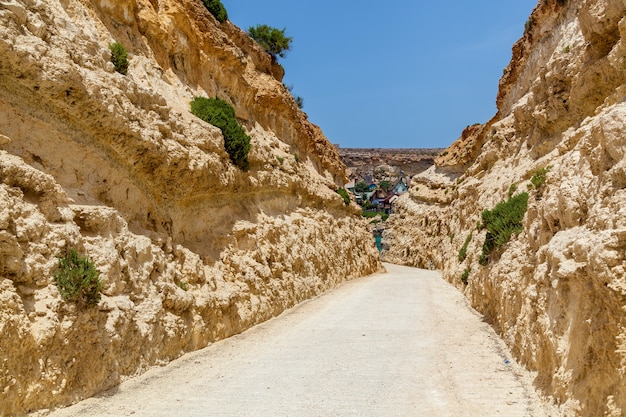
[384,1,626,416]
[0,0,382,414]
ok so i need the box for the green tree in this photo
[379,180,392,191]
[201,0,228,23]
[248,24,292,59]
[190,97,251,170]
[355,182,369,193]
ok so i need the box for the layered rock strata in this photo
[0,0,382,414]
[384,1,626,416]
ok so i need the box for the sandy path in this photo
[47,264,550,417]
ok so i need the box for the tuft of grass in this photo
[109,42,129,75]
[479,192,529,265]
[53,248,102,308]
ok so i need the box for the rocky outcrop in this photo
[0,0,382,415]
[384,1,626,416]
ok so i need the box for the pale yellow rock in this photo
[384,1,626,416]
[0,0,382,415]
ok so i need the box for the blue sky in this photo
[221,0,538,149]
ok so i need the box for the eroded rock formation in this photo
[0,0,382,414]
[384,1,626,416]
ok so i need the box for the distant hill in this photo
[338,148,444,178]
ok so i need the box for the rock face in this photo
[0,0,382,414]
[384,1,626,416]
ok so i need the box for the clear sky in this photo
[221,0,538,149]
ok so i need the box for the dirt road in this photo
[47,264,551,417]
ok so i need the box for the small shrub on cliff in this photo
[53,248,102,308]
[529,166,551,189]
[337,188,351,205]
[458,232,472,262]
[461,268,470,285]
[285,84,304,109]
[248,24,292,59]
[109,42,129,75]
[201,0,228,23]
[479,192,529,265]
[190,97,251,170]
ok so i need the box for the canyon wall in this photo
[384,1,626,416]
[0,0,382,415]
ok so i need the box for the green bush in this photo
[248,24,292,59]
[191,97,251,170]
[479,192,529,265]
[461,268,470,285]
[109,42,129,75]
[201,0,227,23]
[530,166,551,189]
[458,232,473,262]
[337,188,350,205]
[53,248,102,307]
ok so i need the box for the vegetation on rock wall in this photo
[191,97,251,170]
[460,268,470,285]
[529,166,550,190]
[479,192,529,265]
[201,0,228,23]
[337,188,350,205]
[109,42,129,75]
[248,24,292,59]
[458,232,472,262]
[53,248,102,308]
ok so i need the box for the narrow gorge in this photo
[0,0,382,415]
[384,0,626,416]
[3,0,626,416]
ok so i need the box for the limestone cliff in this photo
[384,1,626,416]
[0,0,382,415]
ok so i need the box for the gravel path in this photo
[47,264,550,417]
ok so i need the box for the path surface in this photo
[48,264,549,417]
